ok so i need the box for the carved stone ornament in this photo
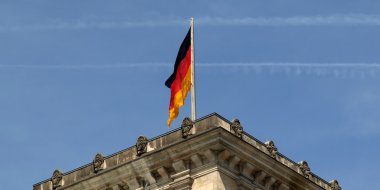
[298,161,311,178]
[51,169,63,189]
[230,119,243,138]
[330,179,341,190]
[92,153,104,173]
[181,117,194,138]
[136,136,149,156]
[264,140,278,158]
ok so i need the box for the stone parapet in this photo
[33,113,340,190]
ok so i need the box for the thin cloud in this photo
[0,20,186,32]
[200,62,380,78]
[0,63,171,69]
[197,15,380,26]
[1,62,380,78]
[2,15,380,32]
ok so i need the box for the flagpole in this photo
[190,17,197,121]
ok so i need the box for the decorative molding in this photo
[203,149,216,162]
[278,183,290,190]
[144,172,156,185]
[298,161,311,178]
[254,171,267,184]
[170,175,193,190]
[136,136,149,156]
[218,149,231,161]
[181,117,194,138]
[241,162,255,177]
[264,176,277,189]
[172,160,187,172]
[230,119,243,138]
[228,156,240,169]
[92,153,104,173]
[126,178,140,189]
[51,169,63,189]
[34,114,338,190]
[113,184,128,190]
[330,179,341,190]
[190,154,203,168]
[157,167,169,180]
[265,140,278,158]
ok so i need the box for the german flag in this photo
[165,28,192,127]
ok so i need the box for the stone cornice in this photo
[33,113,340,190]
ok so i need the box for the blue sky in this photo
[1,1,380,189]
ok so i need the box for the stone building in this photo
[33,113,341,190]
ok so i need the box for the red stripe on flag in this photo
[169,46,191,110]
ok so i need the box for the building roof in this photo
[33,113,341,190]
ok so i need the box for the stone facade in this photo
[33,113,341,190]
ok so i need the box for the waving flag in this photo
[165,28,192,127]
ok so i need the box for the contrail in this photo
[1,62,380,78]
[0,63,171,69]
[2,62,380,69]
[0,20,186,32]
[200,62,380,68]
[2,15,380,32]
[197,15,380,26]
[199,62,380,78]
